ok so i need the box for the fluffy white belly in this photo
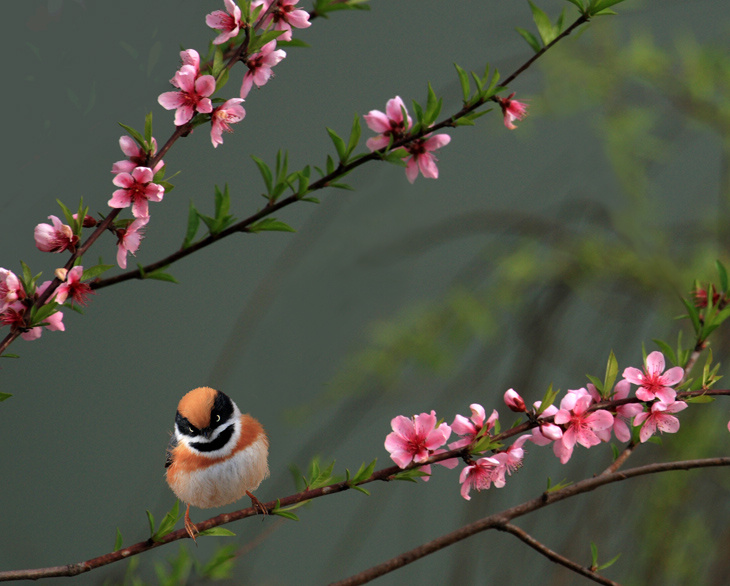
[172,440,269,508]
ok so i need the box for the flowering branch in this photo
[88,12,591,293]
[1,454,727,583]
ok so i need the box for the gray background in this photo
[1,1,729,585]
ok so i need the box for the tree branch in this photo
[498,523,620,586]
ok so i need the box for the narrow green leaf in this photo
[586,374,603,394]
[272,509,299,521]
[717,260,728,292]
[143,269,179,284]
[197,527,236,537]
[351,485,370,495]
[82,264,114,281]
[680,296,701,336]
[454,63,471,103]
[516,27,542,53]
[528,1,557,45]
[327,127,347,162]
[251,155,273,194]
[0,393,13,401]
[603,350,619,396]
[351,458,377,483]
[114,528,123,552]
[182,201,200,249]
[564,0,585,11]
[346,114,361,158]
[590,542,599,566]
[146,510,156,537]
[152,500,181,542]
[597,553,622,571]
[56,199,75,228]
[248,218,296,233]
[652,339,677,366]
[144,112,153,145]
[118,122,146,148]
[392,469,430,482]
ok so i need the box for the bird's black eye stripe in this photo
[211,391,234,429]
[190,425,234,452]
[175,412,199,437]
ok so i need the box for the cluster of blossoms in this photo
[363,92,528,183]
[0,265,92,341]
[385,351,689,500]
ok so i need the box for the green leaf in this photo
[182,201,200,249]
[528,1,557,45]
[589,0,626,13]
[327,127,347,162]
[564,0,585,11]
[454,63,471,103]
[537,383,558,413]
[271,499,305,521]
[545,477,572,492]
[346,114,361,159]
[248,218,296,233]
[252,155,273,194]
[143,269,179,284]
[146,510,156,538]
[144,112,153,145]
[516,27,542,53]
[56,199,75,228]
[684,394,714,404]
[197,527,236,537]
[597,553,622,571]
[81,264,114,281]
[717,260,729,292]
[590,542,599,567]
[152,500,181,542]
[0,393,12,401]
[118,122,146,148]
[114,528,123,552]
[652,339,677,366]
[603,350,619,396]
[423,82,442,126]
[349,458,377,484]
[392,469,430,482]
[585,374,603,395]
[680,296,701,336]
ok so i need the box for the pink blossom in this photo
[526,401,563,446]
[622,351,684,404]
[111,136,164,175]
[20,307,64,341]
[504,388,526,412]
[363,96,413,151]
[491,434,529,483]
[109,167,165,220]
[634,400,687,443]
[552,391,614,464]
[158,51,216,126]
[240,41,286,98]
[34,215,77,253]
[116,218,147,270]
[0,269,24,312]
[449,404,497,450]
[459,456,501,500]
[252,0,311,41]
[55,266,93,306]
[210,98,246,148]
[405,134,451,183]
[206,0,243,45]
[498,93,528,130]
[595,380,643,442]
[384,411,451,470]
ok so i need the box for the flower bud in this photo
[504,388,526,412]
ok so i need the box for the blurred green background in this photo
[1,0,730,584]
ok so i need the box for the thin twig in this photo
[498,523,620,586]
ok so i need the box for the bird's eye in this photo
[188,426,195,434]
[215,415,221,422]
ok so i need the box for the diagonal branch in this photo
[498,523,620,586]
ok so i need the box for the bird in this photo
[165,386,270,541]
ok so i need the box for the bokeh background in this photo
[1,0,730,584]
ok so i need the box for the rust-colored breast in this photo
[166,414,267,480]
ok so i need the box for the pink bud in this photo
[504,388,526,412]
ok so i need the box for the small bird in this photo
[165,386,270,540]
